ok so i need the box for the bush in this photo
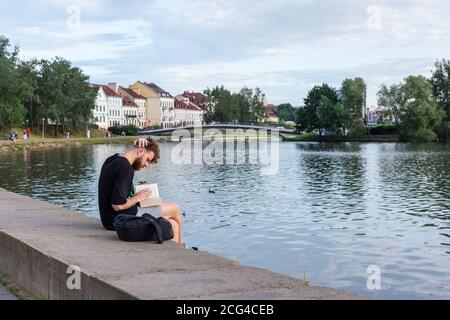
[108,125,139,136]
[437,121,450,143]
[348,123,367,136]
[402,127,438,143]
[369,124,399,135]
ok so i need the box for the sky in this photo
[1,0,449,106]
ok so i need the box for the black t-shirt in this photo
[98,154,137,230]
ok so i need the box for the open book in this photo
[135,183,163,208]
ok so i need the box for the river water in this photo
[0,141,449,299]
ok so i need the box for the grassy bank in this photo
[282,133,401,143]
[0,273,26,300]
[0,136,145,152]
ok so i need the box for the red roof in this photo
[265,104,277,111]
[122,95,137,107]
[175,97,202,111]
[121,87,145,100]
[182,91,206,105]
[143,82,172,97]
[91,84,119,97]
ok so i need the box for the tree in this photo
[340,77,368,133]
[430,59,450,119]
[203,86,266,124]
[316,97,349,137]
[430,59,450,142]
[0,36,26,129]
[37,57,96,135]
[17,59,41,127]
[377,83,403,126]
[398,75,444,142]
[298,84,338,132]
[275,103,297,122]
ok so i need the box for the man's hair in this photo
[141,138,160,164]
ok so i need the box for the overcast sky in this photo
[1,0,448,106]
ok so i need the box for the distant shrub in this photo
[402,127,438,143]
[108,125,139,136]
[369,124,399,135]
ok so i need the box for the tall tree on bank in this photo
[340,77,368,134]
[203,86,266,124]
[377,83,403,126]
[18,59,41,127]
[203,86,237,123]
[298,84,338,132]
[276,103,297,122]
[430,59,450,141]
[394,75,443,142]
[0,36,26,129]
[37,57,96,135]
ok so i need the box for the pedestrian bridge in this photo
[140,124,295,136]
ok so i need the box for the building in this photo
[174,95,204,126]
[264,104,279,124]
[130,81,175,128]
[91,85,108,129]
[118,87,147,128]
[121,95,139,127]
[91,84,123,129]
[367,105,393,125]
[181,91,207,109]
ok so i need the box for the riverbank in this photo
[0,188,362,300]
[282,133,401,143]
[0,136,155,152]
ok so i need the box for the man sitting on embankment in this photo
[98,137,183,244]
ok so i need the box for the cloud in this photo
[0,0,448,106]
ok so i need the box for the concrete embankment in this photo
[0,188,362,300]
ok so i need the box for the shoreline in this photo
[282,134,401,143]
[0,136,151,152]
[3,134,435,153]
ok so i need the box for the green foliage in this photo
[275,103,297,122]
[317,96,344,134]
[436,120,450,142]
[109,124,139,136]
[369,124,399,135]
[397,76,443,142]
[340,77,367,131]
[0,35,96,133]
[430,59,450,120]
[37,57,96,133]
[0,36,27,129]
[298,84,338,132]
[377,83,403,125]
[203,86,266,124]
[378,75,444,143]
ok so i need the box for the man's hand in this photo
[135,188,152,202]
[134,138,148,148]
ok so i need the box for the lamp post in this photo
[42,118,45,140]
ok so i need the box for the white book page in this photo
[135,184,159,199]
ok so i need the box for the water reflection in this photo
[0,142,449,299]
